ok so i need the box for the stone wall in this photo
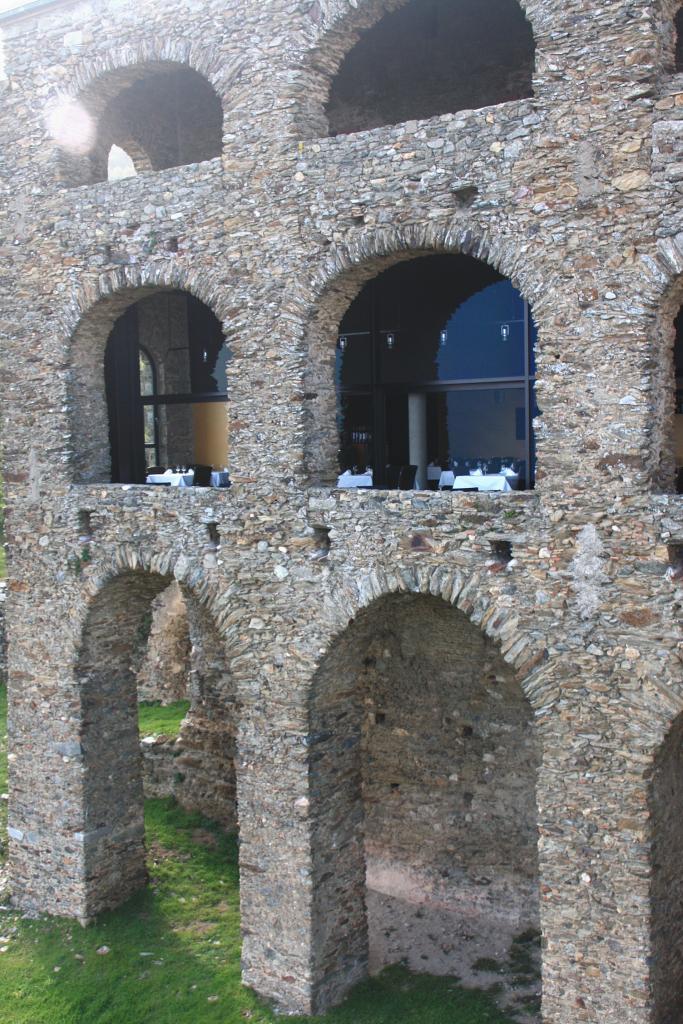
[0,0,682,1022]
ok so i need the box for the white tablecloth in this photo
[438,472,518,492]
[337,472,373,488]
[147,471,230,488]
[427,465,443,481]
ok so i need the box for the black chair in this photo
[147,466,165,475]
[191,464,213,487]
[399,465,417,490]
[385,464,401,489]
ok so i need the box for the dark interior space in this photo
[326,0,535,136]
[676,7,683,72]
[336,254,537,489]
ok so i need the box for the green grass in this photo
[0,682,516,1023]
[138,701,190,738]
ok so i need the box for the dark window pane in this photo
[336,334,372,391]
[337,393,374,471]
[436,281,527,381]
[427,387,527,471]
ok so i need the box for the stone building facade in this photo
[0,0,683,1022]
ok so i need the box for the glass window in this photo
[334,255,536,490]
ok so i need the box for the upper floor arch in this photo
[294,0,540,139]
[49,40,243,186]
[294,220,547,487]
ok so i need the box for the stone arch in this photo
[293,0,540,139]
[76,554,238,917]
[50,41,243,186]
[64,263,234,484]
[312,560,550,689]
[294,222,546,483]
[306,574,546,1013]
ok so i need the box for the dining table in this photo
[146,470,231,488]
[337,470,374,488]
[438,471,519,492]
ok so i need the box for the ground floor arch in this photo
[76,568,237,916]
[308,591,541,1015]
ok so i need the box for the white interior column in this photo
[408,393,428,490]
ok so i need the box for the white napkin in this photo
[501,467,517,477]
[470,468,483,476]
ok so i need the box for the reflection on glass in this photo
[139,348,155,397]
[426,388,527,479]
[337,393,373,471]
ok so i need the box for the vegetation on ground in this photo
[0,683,517,1023]
[138,701,190,738]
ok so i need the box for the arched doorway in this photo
[77,569,237,915]
[325,0,535,136]
[335,254,537,490]
[104,290,229,483]
[309,592,541,1015]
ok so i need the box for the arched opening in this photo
[325,0,535,137]
[650,713,683,1024]
[99,289,230,485]
[53,63,223,186]
[332,254,537,491]
[309,592,541,1015]
[676,7,683,73]
[77,570,237,916]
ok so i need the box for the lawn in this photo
[138,700,190,738]
[0,684,516,1024]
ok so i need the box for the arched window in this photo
[326,0,535,136]
[104,291,229,484]
[53,63,223,186]
[336,255,537,490]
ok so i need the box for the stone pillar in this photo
[237,698,318,1014]
[408,392,427,489]
[535,671,655,1024]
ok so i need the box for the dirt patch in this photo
[367,887,541,1023]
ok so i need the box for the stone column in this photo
[408,392,428,489]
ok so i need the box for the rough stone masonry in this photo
[0,0,683,1022]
